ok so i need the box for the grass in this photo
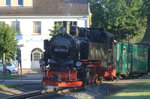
[106,81,150,99]
[0,74,25,98]
[0,84,23,98]
[0,95,7,98]
[0,74,25,79]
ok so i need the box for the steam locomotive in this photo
[42,22,116,87]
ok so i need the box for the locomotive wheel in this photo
[85,71,90,85]
[81,70,90,86]
[99,77,103,83]
[94,76,98,84]
[110,77,114,81]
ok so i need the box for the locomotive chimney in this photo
[63,21,71,34]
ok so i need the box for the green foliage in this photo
[49,23,62,36]
[142,0,150,24]
[90,0,145,42]
[130,24,146,43]
[0,74,23,79]
[0,22,17,60]
[140,0,150,42]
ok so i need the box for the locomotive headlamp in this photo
[76,61,82,67]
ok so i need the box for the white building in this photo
[0,0,89,74]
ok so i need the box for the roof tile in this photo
[0,0,88,16]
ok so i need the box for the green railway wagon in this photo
[115,43,150,77]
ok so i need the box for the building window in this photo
[71,21,77,26]
[123,47,126,59]
[54,21,63,30]
[54,21,77,29]
[34,53,41,61]
[0,21,5,25]
[11,21,20,33]
[18,0,23,6]
[33,21,41,34]
[6,0,11,6]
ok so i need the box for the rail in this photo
[6,87,84,99]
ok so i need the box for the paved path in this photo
[0,73,43,85]
[104,78,150,84]
[0,80,41,84]
[21,72,43,80]
[1,73,150,85]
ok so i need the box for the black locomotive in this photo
[42,22,116,87]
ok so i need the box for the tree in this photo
[90,0,144,42]
[142,0,150,24]
[49,22,62,36]
[0,22,17,75]
[140,0,150,42]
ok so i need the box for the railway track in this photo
[6,87,84,99]
[4,79,141,99]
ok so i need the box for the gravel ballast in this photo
[50,83,129,99]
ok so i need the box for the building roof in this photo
[0,0,88,16]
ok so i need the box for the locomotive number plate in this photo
[54,48,69,52]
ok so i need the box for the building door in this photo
[31,48,43,71]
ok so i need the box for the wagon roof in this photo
[116,42,150,47]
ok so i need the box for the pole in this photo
[18,49,22,83]
[20,59,22,83]
[127,34,130,71]
[2,53,7,76]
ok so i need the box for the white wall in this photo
[0,16,88,69]
[20,40,44,68]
